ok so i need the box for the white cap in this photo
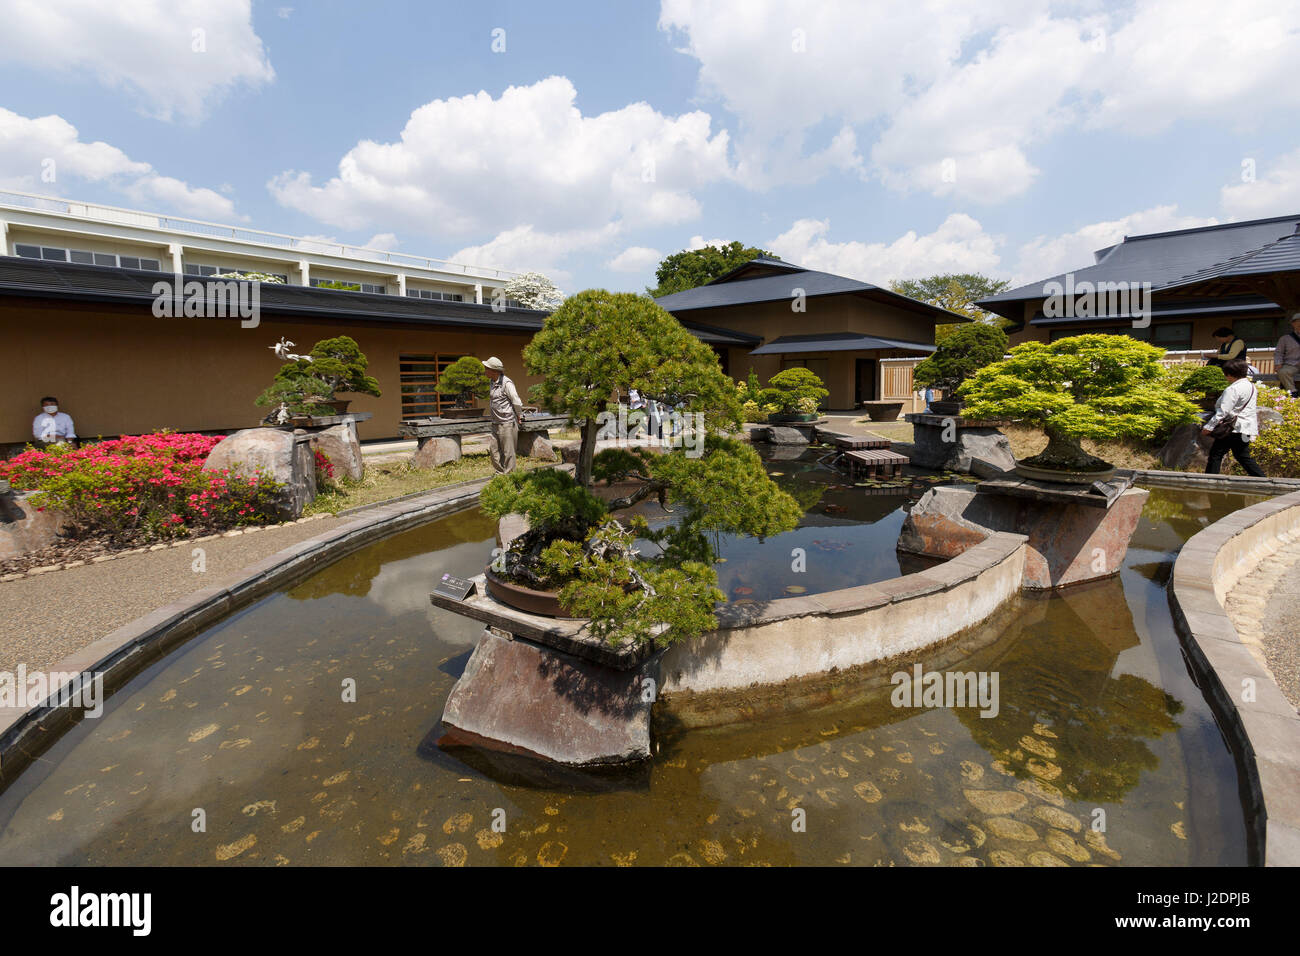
[483,356,504,371]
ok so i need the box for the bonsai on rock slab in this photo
[959,334,1200,482]
[434,356,491,417]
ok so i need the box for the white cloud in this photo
[687,235,734,250]
[364,232,400,251]
[661,0,1300,201]
[1220,149,1300,220]
[0,0,274,122]
[1011,205,1219,285]
[0,108,238,219]
[767,214,1002,285]
[449,223,623,281]
[270,76,734,241]
[607,245,663,272]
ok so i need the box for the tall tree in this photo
[648,241,777,298]
[890,273,1012,343]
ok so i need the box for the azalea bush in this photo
[0,432,283,543]
[1253,386,1300,477]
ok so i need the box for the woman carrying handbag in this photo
[1201,358,1266,477]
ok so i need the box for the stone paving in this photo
[1223,533,1300,711]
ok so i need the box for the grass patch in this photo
[304,452,556,516]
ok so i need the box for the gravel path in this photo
[0,515,348,677]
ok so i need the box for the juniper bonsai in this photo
[958,334,1200,471]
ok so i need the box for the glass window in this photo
[41,247,67,261]
[15,244,41,258]
[1150,322,1192,347]
[69,250,95,264]
[93,253,116,267]
[1233,318,1280,349]
[139,259,161,271]
[120,256,140,269]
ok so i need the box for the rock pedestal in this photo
[899,481,1149,589]
[904,413,1016,473]
[439,629,653,766]
[517,429,558,461]
[759,425,811,445]
[203,428,316,518]
[1159,423,1210,471]
[411,436,462,468]
[308,421,364,481]
[0,491,67,559]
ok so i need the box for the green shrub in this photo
[1254,387,1300,477]
[912,322,1008,393]
[762,367,828,412]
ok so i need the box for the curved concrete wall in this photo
[658,531,1027,700]
[1170,489,1300,868]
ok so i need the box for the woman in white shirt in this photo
[1201,359,1265,477]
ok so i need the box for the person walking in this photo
[483,356,522,474]
[1202,358,1266,477]
[1276,313,1300,397]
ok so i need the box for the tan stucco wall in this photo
[701,295,941,408]
[3,299,538,444]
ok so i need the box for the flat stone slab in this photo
[977,474,1134,509]
[439,629,652,766]
[400,414,570,438]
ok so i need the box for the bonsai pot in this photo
[441,406,487,420]
[928,399,964,416]
[485,568,576,618]
[860,401,904,422]
[1014,462,1116,484]
[768,412,819,423]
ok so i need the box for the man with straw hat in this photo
[483,356,522,473]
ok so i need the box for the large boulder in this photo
[203,428,316,519]
[411,436,462,469]
[762,426,811,445]
[308,422,363,481]
[1158,423,1209,471]
[517,429,558,461]
[440,629,653,766]
[909,420,1015,472]
[0,491,67,560]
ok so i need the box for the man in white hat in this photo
[483,356,523,473]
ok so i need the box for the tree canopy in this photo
[648,241,776,297]
[523,289,741,485]
[911,322,1008,392]
[890,273,1012,345]
[503,272,564,311]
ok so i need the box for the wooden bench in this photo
[843,448,910,479]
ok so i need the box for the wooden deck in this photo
[843,448,911,479]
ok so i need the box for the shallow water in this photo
[0,465,1264,866]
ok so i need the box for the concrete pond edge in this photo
[0,470,550,787]
[1169,488,1300,868]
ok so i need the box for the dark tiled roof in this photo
[654,257,968,323]
[749,332,935,355]
[1160,232,1300,289]
[978,214,1300,320]
[677,319,761,346]
[0,255,549,331]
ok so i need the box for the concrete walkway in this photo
[0,515,349,678]
[1224,535,1300,711]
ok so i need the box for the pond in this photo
[0,450,1265,866]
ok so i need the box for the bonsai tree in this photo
[435,355,490,409]
[911,321,1008,397]
[1170,364,1228,407]
[255,335,380,416]
[761,366,829,415]
[524,289,743,486]
[481,435,801,646]
[959,334,1201,471]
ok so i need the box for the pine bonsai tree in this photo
[911,322,1008,395]
[959,334,1200,471]
[523,289,742,486]
[306,336,382,399]
[435,356,490,408]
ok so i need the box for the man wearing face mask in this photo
[32,396,76,447]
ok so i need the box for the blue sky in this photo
[2,0,1299,294]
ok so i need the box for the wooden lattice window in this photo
[399,353,467,419]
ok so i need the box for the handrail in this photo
[0,188,520,280]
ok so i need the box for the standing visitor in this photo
[1205,327,1246,369]
[1202,359,1266,477]
[32,396,76,447]
[483,357,522,474]
[628,387,647,440]
[1276,313,1300,397]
